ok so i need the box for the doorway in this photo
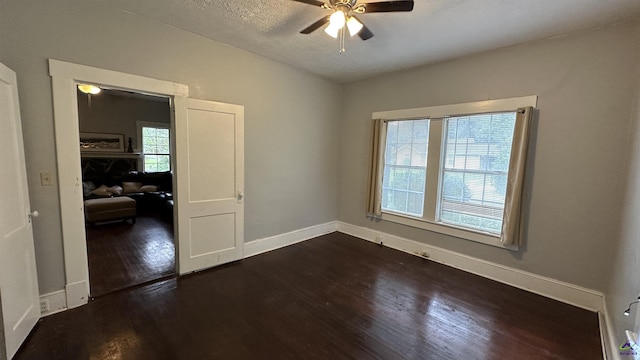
[77,87,176,297]
[50,59,245,310]
[50,59,189,308]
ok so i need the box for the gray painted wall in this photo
[77,90,170,151]
[0,0,342,294]
[337,22,640,292]
[607,57,640,349]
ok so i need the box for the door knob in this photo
[237,191,244,201]
[28,210,39,223]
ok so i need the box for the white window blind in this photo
[439,113,516,234]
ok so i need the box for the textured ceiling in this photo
[100,0,640,83]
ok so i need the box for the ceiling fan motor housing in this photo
[330,0,365,14]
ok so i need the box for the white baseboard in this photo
[65,281,88,309]
[601,296,625,360]
[244,221,338,258]
[39,290,67,317]
[337,221,604,312]
[600,300,616,360]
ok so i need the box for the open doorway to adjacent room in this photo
[77,85,175,297]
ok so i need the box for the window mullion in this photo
[423,118,443,221]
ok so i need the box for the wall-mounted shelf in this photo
[80,152,141,159]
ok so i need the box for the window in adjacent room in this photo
[368,96,536,249]
[138,122,170,173]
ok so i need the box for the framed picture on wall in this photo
[79,132,125,152]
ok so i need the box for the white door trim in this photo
[48,59,188,308]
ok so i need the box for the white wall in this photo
[0,0,342,294]
[337,22,640,292]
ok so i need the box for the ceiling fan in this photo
[294,0,414,51]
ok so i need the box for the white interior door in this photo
[0,63,40,359]
[174,98,244,274]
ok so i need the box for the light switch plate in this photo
[40,172,53,186]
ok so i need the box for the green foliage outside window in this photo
[142,127,170,172]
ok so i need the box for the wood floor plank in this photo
[86,214,175,297]
[17,232,602,359]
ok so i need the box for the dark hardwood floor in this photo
[18,232,602,359]
[86,214,175,297]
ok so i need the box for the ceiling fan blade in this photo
[300,17,330,34]
[353,16,374,40]
[291,0,326,7]
[358,25,374,40]
[364,1,414,13]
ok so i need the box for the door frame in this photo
[49,59,188,308]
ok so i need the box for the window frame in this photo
[373,96,537,250]
[136,121,171,173]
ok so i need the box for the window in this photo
[139,123,170,173]
[370,96,536,249]
[382,119,429,217]
[439,113,516,233]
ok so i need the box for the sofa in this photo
[83,170,173,214]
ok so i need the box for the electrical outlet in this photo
[40,172,53,186]
[39,299,49,313]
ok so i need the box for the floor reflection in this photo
[365,268,494,358]
[89,328,140,360]
[423,295,493,359]
[141,231,174,270]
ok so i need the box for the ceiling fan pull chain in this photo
[340,27,346,54]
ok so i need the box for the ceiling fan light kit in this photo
[324,10,346,38]
[294,0,414,53]
[346,16,364,36]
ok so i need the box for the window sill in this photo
[381,212,519,251]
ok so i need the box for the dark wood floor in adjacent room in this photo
[86,214,175,297]
[17,232,602,359]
